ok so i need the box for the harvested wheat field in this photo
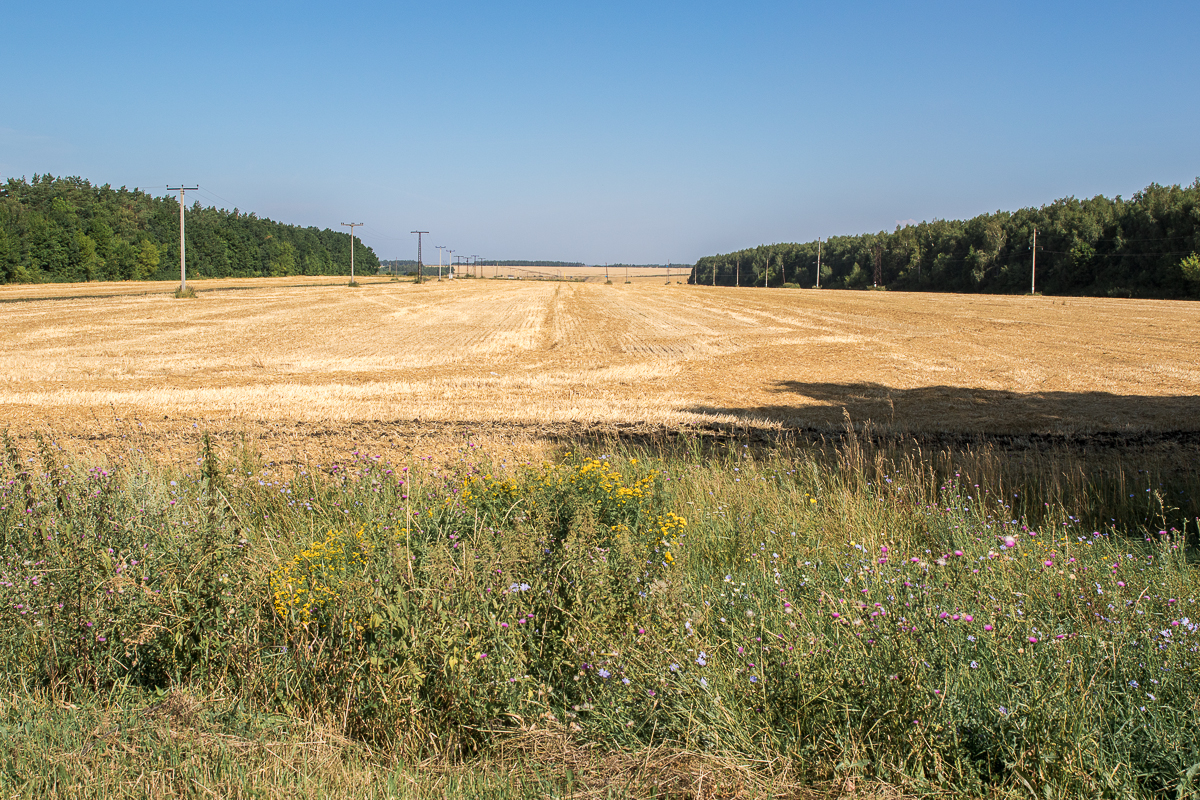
[1,277,1197,462]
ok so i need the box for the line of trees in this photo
[0,175,379,284]
[689,180,1200,298]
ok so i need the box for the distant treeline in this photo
[0,175,379,283]
[378,259,418,271]
[690,181,1200,298]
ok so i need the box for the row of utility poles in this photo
[405,232,483,282]
[708,239,823,289]
[162,194,1043,294]
[165,185,373,291]
[704,230,1041,293]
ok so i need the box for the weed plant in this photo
[0,432,1197,798]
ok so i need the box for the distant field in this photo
[1,277,1198,461]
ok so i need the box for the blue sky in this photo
[3,1,1197,263]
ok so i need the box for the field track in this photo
[2,277,1197,462]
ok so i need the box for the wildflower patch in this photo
[270,528,370,628]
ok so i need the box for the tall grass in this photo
[1,431,1197,798]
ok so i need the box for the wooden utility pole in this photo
[411,231,429,282]
[816,238,822,288]
[1032,226,1041,296]
[341,222,363,283]
[166,185,197,293]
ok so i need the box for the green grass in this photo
[1,431,1197,798]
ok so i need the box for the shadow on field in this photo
[684,380,1200,446]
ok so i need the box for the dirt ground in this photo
[2,277,1197,466]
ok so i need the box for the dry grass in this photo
[13,688,896,800]
[2,278,1198,462]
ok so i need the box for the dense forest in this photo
[690,181,1200,298]
[0,175,378,283]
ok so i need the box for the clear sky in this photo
[3,1,1198,263]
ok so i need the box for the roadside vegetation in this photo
[1,432,1197,798]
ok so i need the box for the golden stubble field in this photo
[2,276,1198,464]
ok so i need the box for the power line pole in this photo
[410,230,429,283]
[736,257,740,287]
[873,242,882,287]
[436,245,445,279]
[410,231,429,281]
[341,222,363,284]
[166,185,198,293]
[1032,226,1041,296]
[816,238,822,288]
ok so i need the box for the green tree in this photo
[265,238,297,276]
[1180,253,1200,289]
[133,239,160,280]
[75,231,101,281]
